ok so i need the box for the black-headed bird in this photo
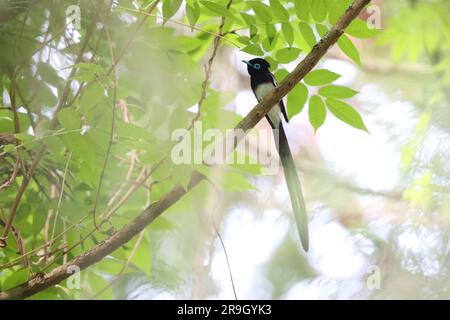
[243,58,309,251]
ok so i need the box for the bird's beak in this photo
[242,60,253,67]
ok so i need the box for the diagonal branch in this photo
[0,0,371,300]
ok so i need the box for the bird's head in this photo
[242,58,270,76]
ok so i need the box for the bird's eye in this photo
[254,63,261,70]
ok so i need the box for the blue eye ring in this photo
[254,63,261,70]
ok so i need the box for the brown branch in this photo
[0,0,371,300]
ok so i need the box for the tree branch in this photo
[0,0,371,300]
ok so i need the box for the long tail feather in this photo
[275,123,309,251]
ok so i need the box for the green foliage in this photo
[304,69,341,86]
[163,0,183,20]
[186,1,201,30]
[310,0,327,23]
[269,0,290,21]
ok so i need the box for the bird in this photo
[243,58,309,252]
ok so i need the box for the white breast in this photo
[255,82,281,128]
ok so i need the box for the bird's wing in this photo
[270,73,289,123]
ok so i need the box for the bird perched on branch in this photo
[243,58,309,251]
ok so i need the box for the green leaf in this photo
[338,34,361,66]
[37,62,61,88]
[328,0,352,24]
[275,47,301,63]
[35,83,57,107]
[269,0,289,21]
[150,217,175,230]
[186,2,200,30]
[247,1,272,23]
[282,23,294,46]
[0,110,30,133]
[299,22,316,49]
[236,36,250,45]
[200,1,234,19]
[3,144,15,153]
[14,132,34,142]
[265,24,277,44]
[294,0,310,21]
[162,0,183,20]
[311,0,327,23]
[287,83,308,119]
[325,98,368,132]
[57,108,81,130]
[319,85,359,99]
[308,95,326,131]
[346,19,380,39]
[173,164,194,190]
[262,35,279,52]
[249,25,258,39]
[304,69,340,86]
[242,43,264,56]
[240,13,256,26]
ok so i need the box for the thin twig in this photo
[187,0,234,131]
[92,20,119,230]
[115,5,240,49]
